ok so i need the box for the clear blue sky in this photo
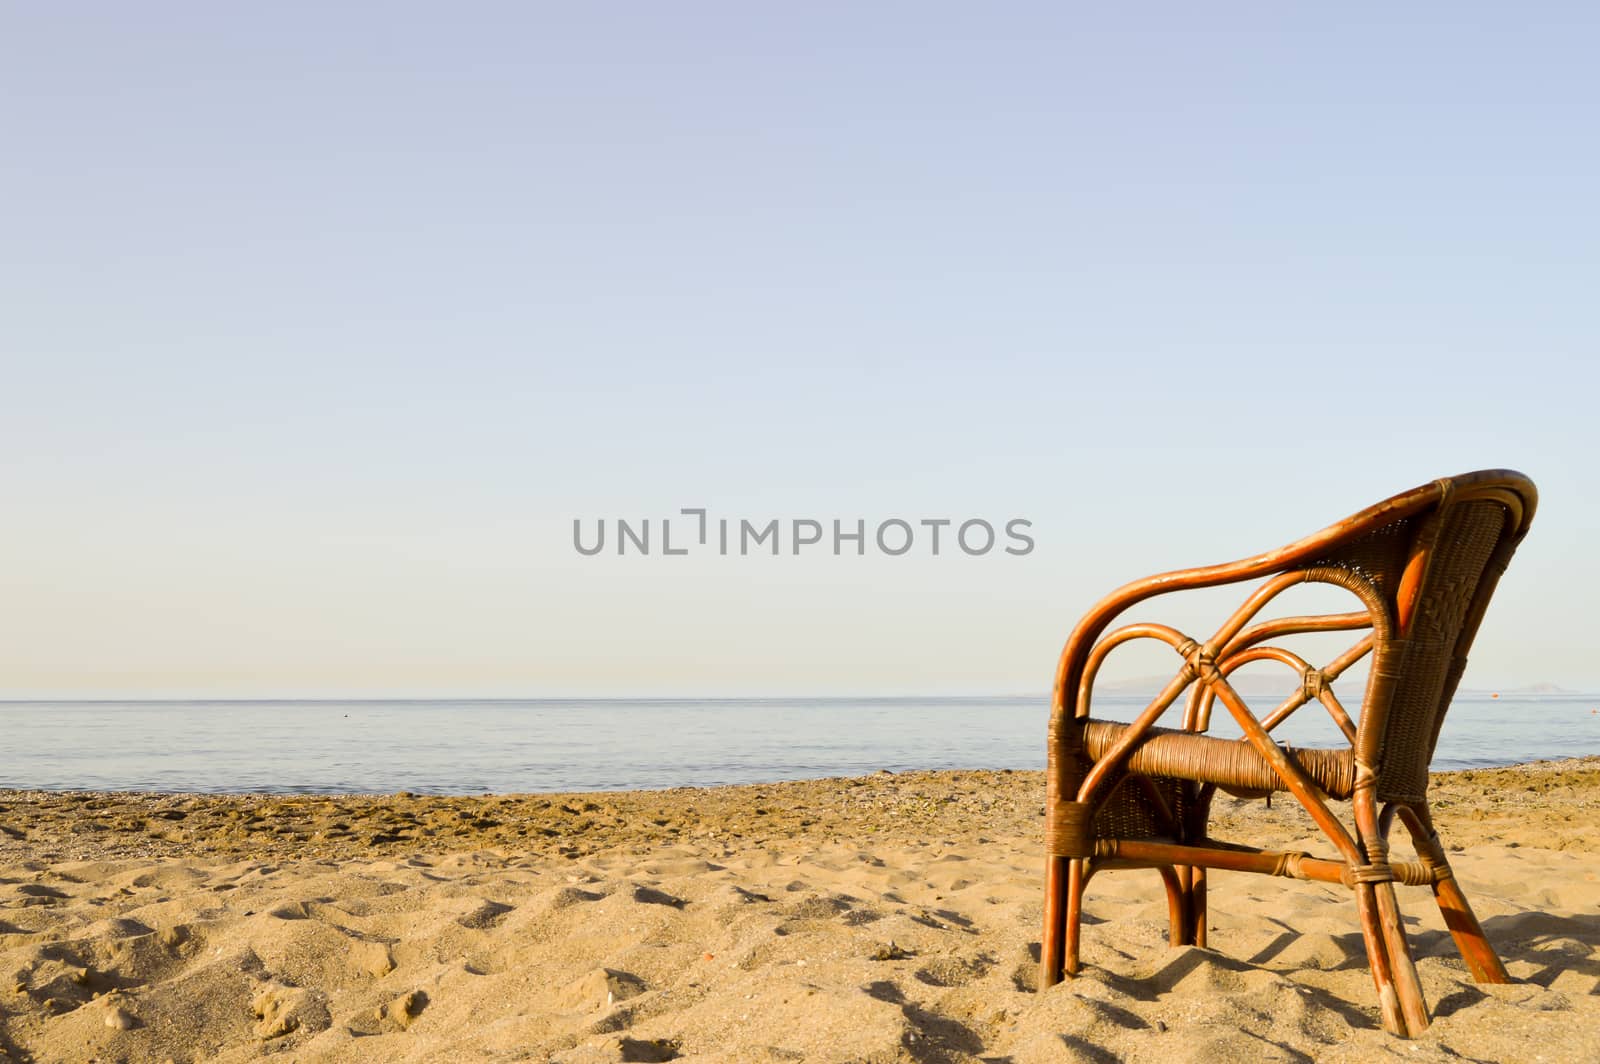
[3,4,1596,697]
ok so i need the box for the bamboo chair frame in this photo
[1040,469,1537,1038]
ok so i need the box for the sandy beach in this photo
[1,759,1596,1063]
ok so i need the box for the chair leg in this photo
[1431,873,1511,983]
[1354,882,1410,1036]
[1395,808,1511,984]
[1349,791,1428,1035]
[1160,865,1189,946]
[1374,879,1431,1035]
[1041,855,1067,987]
[1064,858,1087,976]
[1161,865,1205,947]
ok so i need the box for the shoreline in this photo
[2,756,1597,865]
[7,745,1599,797]
[2,758,1596,1061]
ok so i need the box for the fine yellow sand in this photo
[1,759,1596,1062]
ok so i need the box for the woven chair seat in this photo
[1083,720,1355,801]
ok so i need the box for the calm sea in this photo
[1,695,1595,795]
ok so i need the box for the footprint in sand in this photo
[252,982,332,1039]
[534,885,608,913]
[631,885,686,909]
[558,967,648,1013]
[914,951,994,988]
[347,937,396,977]
[342,988,428,1035]
[12,884,69,905]
[456,900,515,929]
[781,894,854,920]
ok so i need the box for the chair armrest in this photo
[1050,478,1450,724]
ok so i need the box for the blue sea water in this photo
[0,694,1595,795]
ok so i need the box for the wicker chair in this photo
[1040,469,1537,1038]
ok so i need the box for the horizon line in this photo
[0,686,1593,705]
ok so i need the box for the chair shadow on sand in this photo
[1230,907,1600,1022]
[1008,903,1600,1056]
[1436,911,1600,996]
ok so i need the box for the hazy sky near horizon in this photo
[3,4,1598,697]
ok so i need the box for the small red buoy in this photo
[1490,692,1499,699]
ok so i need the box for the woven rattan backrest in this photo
[1317,476,1535,803]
